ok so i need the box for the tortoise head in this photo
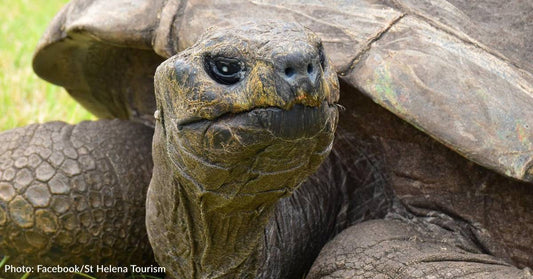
[148,22,339,278]
[153,22,339,196]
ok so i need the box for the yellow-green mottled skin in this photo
[147,22,339,278]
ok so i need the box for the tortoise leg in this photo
[307,216,533,279]
[0,120,155,278]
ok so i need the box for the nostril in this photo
[285,67,295,78]
[307,63,314,74]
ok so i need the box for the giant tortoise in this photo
[0,0,532,278]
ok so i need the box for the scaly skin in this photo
[307,218,532,279]
[0,120,155,278]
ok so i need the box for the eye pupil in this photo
[205,56,245,85]
[215,60,240,75]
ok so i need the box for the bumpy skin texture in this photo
[308,219,531,279]
[0,120,155,278]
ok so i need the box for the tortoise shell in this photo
[33,0,533,181]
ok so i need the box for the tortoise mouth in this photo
[177,101,337,140]
[167,101,338,193]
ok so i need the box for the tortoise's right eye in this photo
[204,56,245,85]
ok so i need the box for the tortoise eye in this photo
[205,56,245,85]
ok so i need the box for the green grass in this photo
[0,0,95,131]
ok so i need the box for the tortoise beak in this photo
[249,102,336,139]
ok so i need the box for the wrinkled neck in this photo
[173,173,285,278]
[147,123,317,278]
[147,105,336,278]
[162,139,303,277]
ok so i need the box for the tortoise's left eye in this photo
[205,56,245,85]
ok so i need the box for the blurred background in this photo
[0,0,95,131]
